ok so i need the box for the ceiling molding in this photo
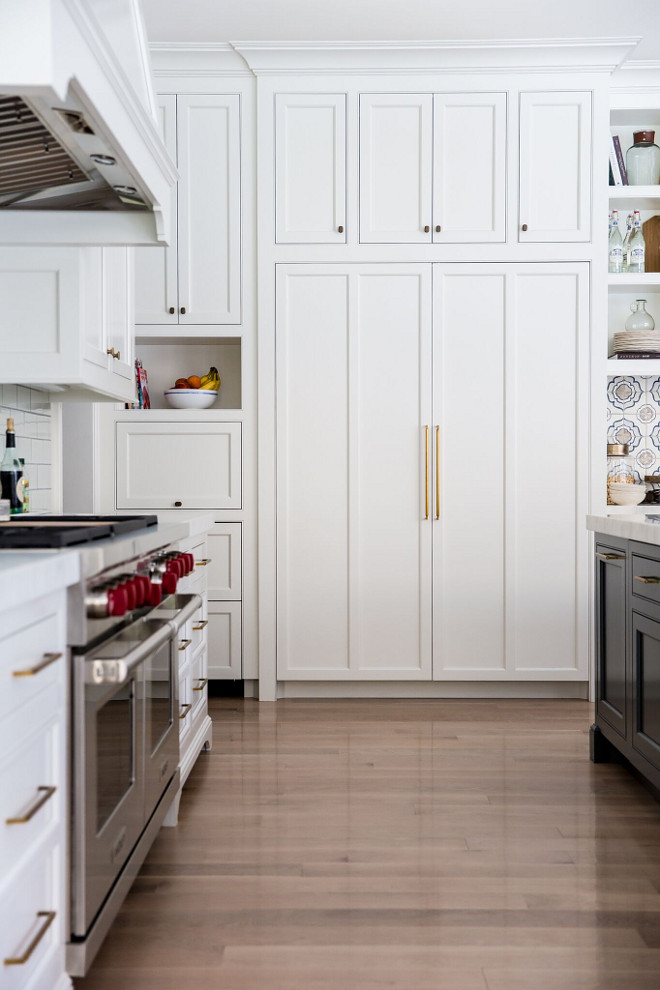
[229,37,640,75]
[149,41,253,75]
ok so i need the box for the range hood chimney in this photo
[0,0,177,246]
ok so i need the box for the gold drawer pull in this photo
[6,786,56,825]
[192,620,208,631]
[179,703,192,720]
[12,652,62,678]
[193,678,208,692]
[596,553,625,562]
[194,558,212,566]
[4,911,56,965]
[178,638,192,651]
[634,575,660,585]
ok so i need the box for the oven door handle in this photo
[86,620,174,685]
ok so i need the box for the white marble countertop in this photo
[0,550,80,612]
[587,512,660,546]
[152,510,215,538]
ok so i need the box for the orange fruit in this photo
[187,375,201,389]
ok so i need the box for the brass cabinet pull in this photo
[423,225,430,233]
[435,225,441,233]
[178,638,192,651]
[634,575,660,584]
[106,347,116,357]
[179,702,192,719]
[521,223,528,232]
[180,306,186,315]
[338,225,344,233]
[169,306,175,314]
[4,911,56,965]
[6,786,56,825]
[595,553,625,562]
[192,620,209,631]
[435,426,440,520]
[194,558,212,566]
[193,678,208,692]
[12,652,62,677]
[115,350,120,361]
[424,426,429,519]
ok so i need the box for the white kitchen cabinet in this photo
[275,262,589,682]
[276,264,433,679]
[518,91,592,242]
[0,589,71,990]
[134,94,241,327]
[0,246,134,402]
[207,601,242,679]
[359,92,506,244]
[275,94,346,243]
[115,421,242,510]
[206,522,242,600]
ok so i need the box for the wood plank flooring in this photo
[74,698,660,990]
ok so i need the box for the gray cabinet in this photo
[595,543,627,739]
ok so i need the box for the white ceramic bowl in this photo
[609,489,647,506]
[164,388,218,409]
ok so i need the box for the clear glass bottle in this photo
[607,443,634,505]
[0,418,23,515]
[626,130,660,186]
[628,212,646,273]
[608,210,624,273]
[625,299,655,333]
[622,212,634,270]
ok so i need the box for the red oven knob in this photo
[147,582,162,607]
[166,558,183,578]
[107,586,128,617]
[162,571,178,595]
[135,575,150,603]
[121,578,137,611]
[129,576,145,607]
[184,553,194,573]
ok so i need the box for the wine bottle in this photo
[0,418,23,514]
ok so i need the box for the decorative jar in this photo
[626,130,660,186]
[625,299,655,333]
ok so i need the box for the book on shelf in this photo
[611,134,628,185]
[612,351,660,360]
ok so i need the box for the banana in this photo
[199,377,221,390]
[200,367,219,387]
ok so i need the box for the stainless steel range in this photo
[0,515,201,977]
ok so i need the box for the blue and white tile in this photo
[635,446,658,480]
[608,417,643,451]
[607,376,645,414]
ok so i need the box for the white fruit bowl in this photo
[609,489,647,506]
[164,388,218,409]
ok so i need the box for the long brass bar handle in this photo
[192,677,208,692]
[192,620,209,631]
[4,911,56,965]
[178,638,192,651]
[424,426,429,520]
[435,426,440,520]
[634,575,660,584]
[6,786,56,825]
[12,652,62,678]
[179,703,192,720]
[194,558,212,566]
[595,553,625,562]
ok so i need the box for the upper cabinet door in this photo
[177,95,241,325]
[134,95,178,325]
[275,94,346,243]
[518,91,592,243]
[432,93,506,243]
[359,94,433,243]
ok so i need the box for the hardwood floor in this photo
[74,697,660,989]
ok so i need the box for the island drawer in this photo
[631,553,660,606]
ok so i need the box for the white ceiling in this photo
[140,0,660,62]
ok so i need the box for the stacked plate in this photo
[609,481,647,506]
[613,330,660,354]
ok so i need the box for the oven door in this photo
[143,630,179,816]
[70,617,174,937]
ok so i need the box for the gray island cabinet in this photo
[588,514,660,793]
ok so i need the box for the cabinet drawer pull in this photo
[179,702,192,719]
[423,225,430,233]
[634,575,660,584]
[106,347,116,357]
[12,652,62,678]
[521,223,528,232]
[194,558,212,566]
[4,911,56,966]
[435,225,441,233]
[180,306,186,315]
[178,638,192,651]
[192,620,209,631]
[338,225,344,233]
[169,306,175,314]
[596,553,625,562]
[193,678,208,692]
[6,786,56,825]
[174,501,182,507]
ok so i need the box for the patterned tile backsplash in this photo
[0,385,52,514]
[607,376,660,482]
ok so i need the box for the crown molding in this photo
[230,37,641,75]
[611,59,660,95]
[149,41,253,76]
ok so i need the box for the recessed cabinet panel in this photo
[359,94,433,243]
[178,95,241,325]
[632,612,660,771]
[207,523,242,600]
[519,91,592,242]
[432,94,506,243]
[116,422,242,509]
[275,94,346,243]
[207,602,242,679]
[595,546,627,738]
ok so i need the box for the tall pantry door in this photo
[276,264,433,679]
[432,263,589,680]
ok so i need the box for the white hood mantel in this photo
[0,0,177,245]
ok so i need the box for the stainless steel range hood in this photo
[0,0,177,246]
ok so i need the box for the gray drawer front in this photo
[632,553,660,606]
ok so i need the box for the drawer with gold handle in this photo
[6,786,56,826]
[12,652,62,678]
[179,702,192,720]
[192,678,208,693]
[192,620,209,632]
[4,910,55,966]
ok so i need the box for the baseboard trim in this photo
[276,681,590,700]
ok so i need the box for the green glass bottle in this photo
[0,418,23,514]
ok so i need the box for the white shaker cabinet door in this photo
[359,95,433,243]
[518,91,592,242]
[134,95,178,325]
[116,421,242,510]
[177,95,241,325]
[276,264,433,679]
[275,94,346,243]
[207,602,242,679]
[432,93,506,243]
